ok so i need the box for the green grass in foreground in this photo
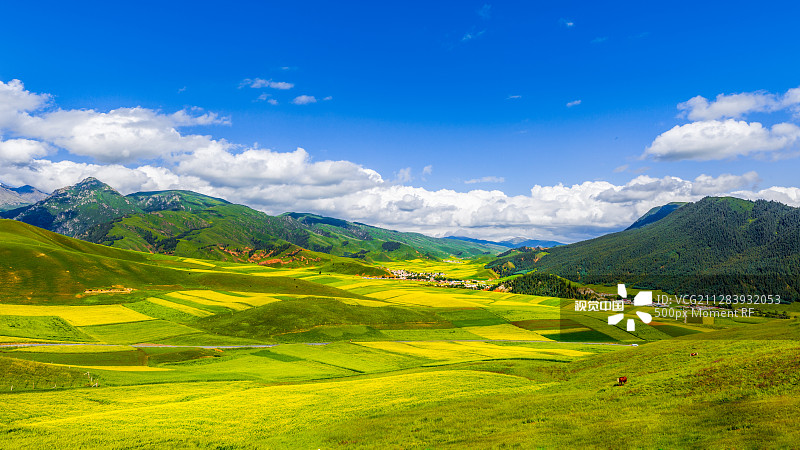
[0,320,798,448]
[0,316,92,342]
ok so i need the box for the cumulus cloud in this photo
[647,85,800,161]
[733,185,800,206]
[596,172,759,203]
[644,119,800,161]
[240,78,294,90]
[0,79,50,128]
[20,107,227,163]
[465,176,505,184]
[292,95,317,105]
[678,91,779,121]
[0,79,231,163]
[0,139,51,163]
[677,86,800,121]
[175,146,383,192]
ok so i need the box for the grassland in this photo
[2,219,799,447]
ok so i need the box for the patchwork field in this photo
[2,220,799,447]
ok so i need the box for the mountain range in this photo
[1,178,505,266]
[445,236,564,248]
[4,178,799,301]
[0,182,49,211]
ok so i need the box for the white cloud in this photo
[559,18,574,27]
[422,165,433,176]
[690,171,760,195]
[323,96,333,101]
[267,99,279,106]
[650,85,800,161]
[174,146,383,191]
[465,176,505,184]
[0,80,232,164]
[292,95,317,105]
[19,107,226,163]
[240,78,294,90]
[677,86,800,121]
[678,92,779,121]
[595,172,759,203]
[507,95,522,100]
[0,139,51,163]
[733,185,800,206]
[784,87,800,108]
[0,79,50,129]
[566,100,582,107]
[395,167,412,183]
[644,119,800,161]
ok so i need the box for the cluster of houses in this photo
[363,269,493,290]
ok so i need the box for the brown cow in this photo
[616,376,628,386]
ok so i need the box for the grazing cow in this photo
[690,353,698,357]
[616,376,628,386]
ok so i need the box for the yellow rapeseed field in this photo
[0,305,154,326]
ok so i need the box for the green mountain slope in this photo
[281,212,505,260]
[3,178,501,264]
[487,197,800,299]
[0,219,367,303]
[1,178,142,236]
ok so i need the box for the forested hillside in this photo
[488,197,800,300]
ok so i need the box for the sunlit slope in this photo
[1,320,797,448]
[0,219,367,302]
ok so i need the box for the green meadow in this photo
[2,220,799,448]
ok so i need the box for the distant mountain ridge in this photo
[487,197,800,299]
[0,182,49,211]
[2,178,503,265]
[446,236,564,248]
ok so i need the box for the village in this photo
[363,269,494,290]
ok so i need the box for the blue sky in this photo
[1,1,799,242]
